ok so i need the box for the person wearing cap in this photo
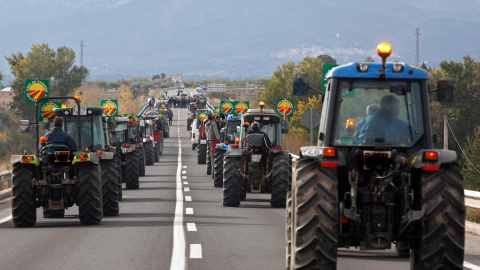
[39,117,77,152]
[246,121,272,150]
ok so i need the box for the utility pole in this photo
[414,27,421,67]
[80,40,86,67]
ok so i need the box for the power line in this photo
[414,28,421,67]
[446,118,480,174]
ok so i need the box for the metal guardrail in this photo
[0,170,12,190]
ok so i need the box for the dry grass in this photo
[282,132,309,156]
[467,207,480,223]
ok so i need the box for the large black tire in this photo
[197,144,206,164]
[12,163,37,227]
[271,154,290,208]
[145,142,154,166]
[222,156,242,207]
[43,208,65,218]
[154,144,160,162]
[101,159,119,216]
[206,142,212,175]
[286,191,293,269]
[214,149,225,187]
[115,150,123,201]
[290,157,338,270]
[125,151,140,189]
[139,146,146,176]
[410,162,465,269]
[77,162,103,225]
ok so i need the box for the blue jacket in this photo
[357,109,410,145]
[42,127,77,152]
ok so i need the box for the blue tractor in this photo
[286,43,464,269]
[213,115,242,188]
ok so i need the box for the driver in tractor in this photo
[39,117,77,152]
[246,121,272,151]
[356,95,409,145]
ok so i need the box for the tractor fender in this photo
[225,148,244,157]
[410,149,457,169]
[100,151,114,160]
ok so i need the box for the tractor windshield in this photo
[128,126,139,143]
[333,80,425,147]
[64,116,106,150]
[244,122,282,147]
[225,121,241,143]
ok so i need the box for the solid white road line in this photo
[0,215,12,224]
[190,244,202,259]
[185,196,192,202]
[186,208,193,215]
[183,181,188,185]
[186,223,197,232]
[184,187,190,192]
[169,135,185,270]
[465,261,480,270]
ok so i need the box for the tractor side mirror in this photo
[281,124,289,134]
[236,126,241,133]
[293,74,309,96]
[436,80,453,102]
[19,120,30,133]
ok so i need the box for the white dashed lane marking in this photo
[182,176,187,179]
[0,215,12,224]
[184,187,190,192]
[182,171,186,174]
[185,196,192,201]
[186,208,193,215]
[187,223,197,232]
[183,181,188,185]
[190,244,202,259]
[183,166,187,169]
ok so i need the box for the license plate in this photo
[200,140,207,144]
[251,154,262,163]
[363,150,391,170]
[54,151,70,162]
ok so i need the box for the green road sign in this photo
[276,99,294,117]
[232,101,249,116]
[220,100,234,115]
[25,79,49,103]
[322,64,338,93]
[101,100,118,117]
[39,101,61,121]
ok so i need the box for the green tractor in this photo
[11,97,103,226]
[112,116,141,189]
[222,103,290,207]
[54,104,120,217]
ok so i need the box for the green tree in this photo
[364,56,375,62]
[5,43,88,119]
[161,73,166,79]
[152,74,161,80]
[463,125,480,191]
[317,54,337,65]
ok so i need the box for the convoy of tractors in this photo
[10,42,465,269]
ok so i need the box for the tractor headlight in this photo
[359,63,368,72]
[393,63,403,72]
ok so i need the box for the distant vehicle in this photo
[179,84,185,89]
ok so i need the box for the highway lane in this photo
[0,104,479,269]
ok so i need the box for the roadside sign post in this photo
[302,109,321,145]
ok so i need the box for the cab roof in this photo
[327,62,429,80]
[53,107,104,116]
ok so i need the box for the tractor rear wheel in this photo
[290,157,339,270]
[410,162,465,269]
[145,142,154,166]
[214,149,224,187]
[197,144,206,164]
[78,162,103,225]
[286,191,293,269]
[206,142,212,175]
[138,146,146,176]
[271,154,289,208]
[125,151,139,189]
[222,156,241,207]
[101,159,119,216]
[12,163,36,227]
[115,150,123,201]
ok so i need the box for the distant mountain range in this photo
[1,0,480,82]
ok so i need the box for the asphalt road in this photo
[0,102,479,269]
